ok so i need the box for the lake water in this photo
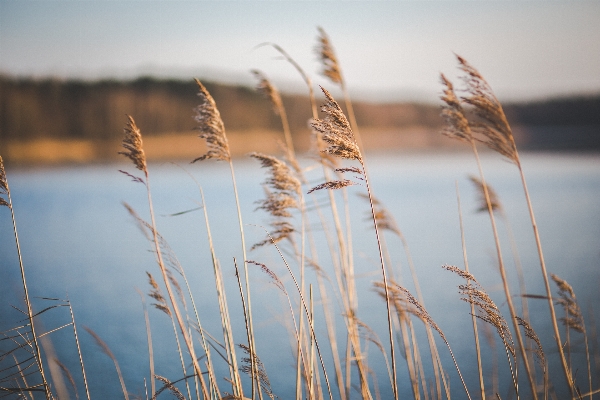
[1,151,599,399]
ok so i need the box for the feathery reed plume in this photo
[469,175,502,213]
[551,273,592,397]
[153,375,185,400]
[515,317,546,371]
[146,272,171,317]
[315,27,342,85]
[192,78,231,163]
[552,274,584,334]
[84,326,129,400]
[310,87,361,163]
[252,70,284,116]
[251,70,298,168]
[358,193,401,236]
[119,116,147,173]
[456,56,517,163]
[440,74,472,143]
[443,265,519,396]
[442,266,514,354]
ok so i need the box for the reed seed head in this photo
[444,265,515,356]
[146,271,171,317]
[250,152,301,195]
[359,193,401,236]
[552,273,584,333]
[251,70,283,116]
[315,26,343,85]
[311,87,361,162]
[155,375,186,400]
[192,79,231,163]
[238,343,276,399]
[468,175,502,213]
[440,73,473,143]
[307,179,356,194]
[456,55,518,163]
[119,115,147,173]
[516,316,546,369]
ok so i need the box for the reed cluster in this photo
[1,27,598,400]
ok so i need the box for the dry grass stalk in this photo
[53,357,79,400]
[136,289,155,400]
[191,79,259,399]
[310,86,399,400]
[66,297,91,400]
[258,230,334,400]
[452,54,575,396]
[146,269,193,400]
[261,41,360,398]
[0,156,51,399]
[441,66,538,399]
[197,186,244,398]
[83,326,129,400]
[455,183,486,400]
[120,117,209,399]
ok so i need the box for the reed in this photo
[1,28,598,400]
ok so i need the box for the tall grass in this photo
[1,27,598,400]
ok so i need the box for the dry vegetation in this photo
[1,28,598,400]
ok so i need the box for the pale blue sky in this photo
[1,1,599,102]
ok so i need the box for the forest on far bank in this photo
[1,75,599,164]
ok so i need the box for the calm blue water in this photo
[1,151,599,399]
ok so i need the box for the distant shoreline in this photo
[3,125,599,167]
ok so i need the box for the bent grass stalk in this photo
[453,55,575,396]
[441,70,536,399]
[455,183,486,400]
[119,115,209,399]
[309,87,397,400]
[0,156,51,400]
[192,79,260,400]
